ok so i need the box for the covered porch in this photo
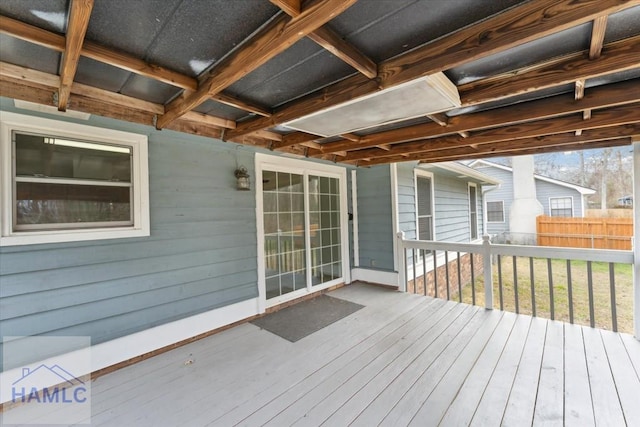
[6,283,640,426]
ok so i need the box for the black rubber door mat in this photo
[251,294,364,342]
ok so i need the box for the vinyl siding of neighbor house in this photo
[395,163,484,242]
[0,98,259,368]
[535,180,585,217]
[473,165,514,236]
[473,163,587,238]
[355,165,394,270]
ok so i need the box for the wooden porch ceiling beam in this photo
[355,126,637,166]
[156,0,357,129]
[271,0,376,78]
[0,16,271,117]
[415,138,632,165]
[270,132,321,149]
[57,0,93,111]
[340,103,640,162]
[228,0,639,139]
[459,34,640,105]
[318,78,640,154]
[0,61,237,129]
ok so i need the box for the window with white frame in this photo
[468,183,478,240]
[549,196,573,217]
[415,171,434,241]
[486,201,505,222]
[1,112,149,246]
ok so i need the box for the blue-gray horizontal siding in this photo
[355,165,394,270]
[0,98,258,367]
[473,165,513,236]
[397,163,482,242]
[535,180,585,217]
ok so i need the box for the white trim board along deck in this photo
[7,283,640,426]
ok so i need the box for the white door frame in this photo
[255,153,350,312]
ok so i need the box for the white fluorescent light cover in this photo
[282,72,461,137]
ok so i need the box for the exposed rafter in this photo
[57,0,93,111]
[318,79,640,154]
[271,0,376,78]
[339,103,640,162]
[458,35,640,105]
[228,0,638,139]
[156,0,358,129]
[590,15,609,59]
[0,16,272,117]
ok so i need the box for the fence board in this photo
[536,216,632,250]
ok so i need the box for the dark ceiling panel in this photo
[586,71,640,88]
[192,99,252,122]
[0,35,61,75]
[0,0,67,33]
[120,75,182,105]
[74,57,131,93]
[331,0,529,63]
[144,0,279,77]
[227,38,355,108]
[86,0,182,58]
[604,5,640,42]
[445,23,591,85]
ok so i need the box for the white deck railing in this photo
[396,232,636,335]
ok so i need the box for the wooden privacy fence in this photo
[536,216,633,250]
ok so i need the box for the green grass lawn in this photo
[459,258,633,334]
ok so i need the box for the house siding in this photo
[472,163,588,239]
[396,163,485,242]
[0,98,259,367]
[535,180,585,217]
[355,165,394,270]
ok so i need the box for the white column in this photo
[634,139,640,339]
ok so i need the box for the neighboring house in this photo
[618,195,633,206]
[469,159,595,239]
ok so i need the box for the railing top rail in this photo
[402,238,634,264]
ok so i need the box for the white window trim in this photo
[255,153,350,312]
[414,169,436,241]
[486,200,506,223]
[549,196,574,217]
[0,112,150,246]
[468,182,479,242]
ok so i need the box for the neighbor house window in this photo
[550,197,573,217]
[487,201,505,222]
[1,112,149,246]
[415,171,434,240]
[468,183,478,240]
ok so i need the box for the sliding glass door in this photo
[258,155,347,306]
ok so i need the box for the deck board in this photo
[4,283,639,427]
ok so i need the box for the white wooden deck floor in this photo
[8,283,640,426]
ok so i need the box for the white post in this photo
[397,231,406,292]
[482,234,494,310]
[633,140,640,340]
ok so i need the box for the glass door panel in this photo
[308,175,341,286]
[263,171,306,299]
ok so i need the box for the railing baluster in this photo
[445,251,450,300]
[587,261,595,328]
[470,253,476,306]
[497,255,504,310]
[404,247,409,294]
[609,262,617,332]
[529,257,536,317]
[513,256,519,314]
[433,250,438,299]
[422,249,427,296]
[567,260,574,324]
[547,258,554,320]
[412,248,417,294]
[457,252,462,303]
